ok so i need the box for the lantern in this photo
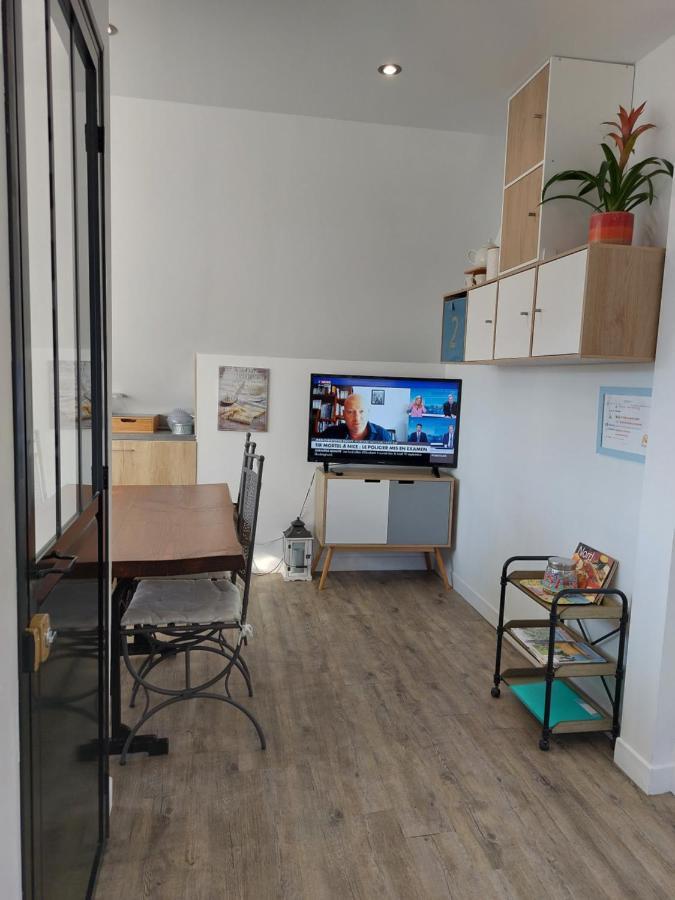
[282,518,313,581]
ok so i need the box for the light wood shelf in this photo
[443,243,665,366]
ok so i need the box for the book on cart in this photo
[519,542,617,606]
[571,543,617,600]
[518,579,593,605]
[511,625,606,668]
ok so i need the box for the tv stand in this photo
[312,466,455,591]
[431,465,441,478]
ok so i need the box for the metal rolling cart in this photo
[491,555,629,751]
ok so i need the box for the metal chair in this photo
[235,432,256,513]
[119,452,266,764]
[128,430,258,705]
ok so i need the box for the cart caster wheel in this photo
[491,686,501,698]
[538,738,550,752]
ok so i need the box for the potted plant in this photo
[541,103,673,245]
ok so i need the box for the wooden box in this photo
[111,414,161,434]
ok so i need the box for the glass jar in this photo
[542,557,578,594]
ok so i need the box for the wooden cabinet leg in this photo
[318,546,334,591]
[424,552,433,572]
[434,547,451,591]
[311,544,324,576]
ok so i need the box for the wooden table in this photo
[109,484,245,756]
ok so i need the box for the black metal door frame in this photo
[3,0,109,896]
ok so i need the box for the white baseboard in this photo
[614,738,675,795]
[452,572,498,626]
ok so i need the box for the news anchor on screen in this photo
[408,424,429,443]
[443,425,455,449]
[322,394,393,441]
[443,394,458,417]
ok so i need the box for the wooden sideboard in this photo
[111,437,197,486]
[312,466,455,591]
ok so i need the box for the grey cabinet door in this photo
[387,481,451,545]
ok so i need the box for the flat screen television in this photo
[308,374,462,469]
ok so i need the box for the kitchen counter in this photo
[112,432,196,442]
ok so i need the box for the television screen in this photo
[308,374,462,468]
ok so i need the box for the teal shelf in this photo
[509,679,607,730]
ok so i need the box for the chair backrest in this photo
[235,450,264,622]
[235,432,256,511]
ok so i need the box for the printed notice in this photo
[600,391,650,459]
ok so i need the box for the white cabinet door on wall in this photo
[325,478,389,544]
[532,249,587,357]
[493,268,536,359]
[464,282,497,361]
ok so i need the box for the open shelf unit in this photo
[491,555,628,751]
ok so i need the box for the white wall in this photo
[615,180,675,793]
[111,96,502,413]
[633,33,675,247]
[0,7,23,897]
[447,362,651,627]
[446,33,675,790]
[196,353,446,571]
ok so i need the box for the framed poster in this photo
[441,295,466,362]
[596,386,651,463]
[218,366,269,432]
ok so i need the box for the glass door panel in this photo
[13,1,108,895]
[50,3,80,531]
[73,37,94,507]
[21,0,57,554]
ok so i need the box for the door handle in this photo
[520,311,530,316]
[24,613,56,672]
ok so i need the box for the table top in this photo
[111,483,245,578]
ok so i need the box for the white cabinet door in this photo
[325,479,390,544]
[464,283,497,361]
[493,268,536,359]
[532,249,587,356]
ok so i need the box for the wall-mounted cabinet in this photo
[493,268,536,360]
[445,244,665,366]
[463,282,497,362]
[499,57,635,274]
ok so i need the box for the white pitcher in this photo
[468,240,498,269]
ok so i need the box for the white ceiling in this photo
[109,0,675,134]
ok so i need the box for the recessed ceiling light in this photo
[107,23,118,36]
[378,63,402,77]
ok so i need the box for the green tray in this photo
[510,680,602,727]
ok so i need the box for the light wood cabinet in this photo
[504,63,549,185]
[500,167,543,274]
[111,439,197,486]
[499,57,635,273]
[493,268,536,360]
[446,244,665,366]
[463,282,497,362]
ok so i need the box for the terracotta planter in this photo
[588,211,634,245]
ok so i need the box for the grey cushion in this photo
[122,578,243,628]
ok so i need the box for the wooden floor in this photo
[96,572,675,900]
